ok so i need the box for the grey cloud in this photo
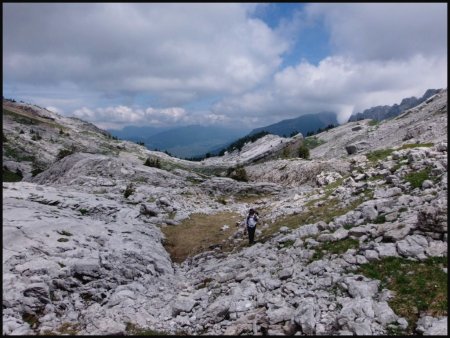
[307,3,447,61]
[4,3,287,106]
[214,55,447,125]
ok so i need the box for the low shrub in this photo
[298,144,310,159]
[404,168,431,189]
[56,148,74,160]
[123,183,134,198]
[227,166,248,182]
[144,156,161,168]
[3,167,23,182]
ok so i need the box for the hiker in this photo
[246,208,259,244]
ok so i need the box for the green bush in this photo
[56,148,74,160]
[298,144,310,159]
[373,215,386,224]
[282,147,291,159]
[31,132,42,141]
[303,136,325,149]
[124,183,134,198]
[3,166,23,182]
[144,157,161,168]
[31,161,45,177]
[228,166,248,182]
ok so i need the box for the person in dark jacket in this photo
[246,208,259,245]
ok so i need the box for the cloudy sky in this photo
[3,3,447,130]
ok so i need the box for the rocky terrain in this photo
[2,89,448,335]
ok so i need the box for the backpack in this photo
[247,215,257,227]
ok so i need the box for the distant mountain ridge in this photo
[113,125,249,158]
[348,89,441,122]
[107,125,170,143]
[249,111,339,137]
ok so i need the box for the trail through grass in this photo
[162,211,242,263]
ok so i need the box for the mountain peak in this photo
[348,88,442,122]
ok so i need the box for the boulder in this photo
[139,203,159,217]
[294,298,319,335]
[345,145,357,155]
[23,283,50,304]
[416,316,448,335]
[396,235,429,258]
[373,301,398,325]
[416,204,447,234]
[205,296,232,323]
[342,276,379,299]
[267,306,294,324]
[172,296,196,317]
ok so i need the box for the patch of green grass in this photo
[304,177,345,208]
[398,207,408,213]
[42,322,79,335]
[3,144,35,162]
[368,174,384,181]
[22,313,40,329]
[390,162,403,173]
[399,143,434,149]
[161,211,242,263]
[324,177,345,192]
[278,239,295,248]
[312,238,359,260]
[368,119,379,126]
[358,256,447,334]
[133,176,148,183]
[79,208,88,216]
[234,193,266,204]
[2,168,23,182]
[386,324,407,336]
[125,322,168,335]
[3,108,39,125]
[404,168,431,188]
[303,136,326,149]
[366,148,394,162]
[373,215,386,224]
[261,195,366,243]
